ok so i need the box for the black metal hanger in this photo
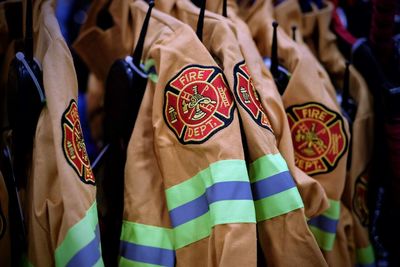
[222,0,227,17]
[196,0,206,42]
[269,21,290,95]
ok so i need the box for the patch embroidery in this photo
[353,169,369,226]
[286,102,348,175]
[233,61,272,130]
[164,65,235,144]
[62,100,95,185]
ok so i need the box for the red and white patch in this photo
[287,103,348,175]
[234,61,272,130]
[164,65,235,144]
[62,100,95,185]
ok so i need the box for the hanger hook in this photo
[132,0,155,67]
[270,21,279,77]
[222,0,227,17]
[196,0,207,42]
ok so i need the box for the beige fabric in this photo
[236,0,349,210]
[73,0,134,81]
[23,1,98,265]
[76,0,258,265]
[74,0,327,224]
[204,0,330,220]
[274,1,374,264]
[128,2,257,266]
[154,1,327,266]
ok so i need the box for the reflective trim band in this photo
[173,200,255,249]
[120,221,174,250]
[55,202,103,267]
[93,258,104,267]
[166,160,256,248]
[169,181,253,227]
[120,222,175,266]
[356,245,375,265]
[249,154,288,183]
[120,242,175,267]
[169,194,208,228]
[165,160,249,210]
[209,200,255,225]
[249,154,304,221]
[119,257,161,267]
[66,226,101,267]
[174,212,211,249]
[123,160,256,255]
[309,225,336,251]
[254,187,303,221]
[322,199,340,220]
[308,215,338,234]
[251,171,296,200]
[308,199,340,251]
[207,181,253,203]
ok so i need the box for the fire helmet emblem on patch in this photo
[286,102,348,175]
[233,61,272,131]
[164,65,235,144]
[62,99,95,185]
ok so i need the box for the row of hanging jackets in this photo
[0,0,383,266]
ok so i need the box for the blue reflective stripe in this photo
[120,241,175,267]
[66,225,101,267]
[308,215,338,234]
[206,181,253,203]
[251,171,296,201]
[169,181,253,227]
[169,194,209,228]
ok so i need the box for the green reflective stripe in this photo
[94,257,105,267]
[148,74,158,83]
[165,160,248,210]
[174,212,211,249]
[143,59,155,72]
[324,199,340,220]
[309,225,335,251]
[119,257,162,267]
[249,154,288,183]
[174,200,255,249]
[357,245,375,265]
[55,202,99,267]
[209,200,256,225]
[254,187,304,221]
[120,221,174,250]
[143,59,158,83]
